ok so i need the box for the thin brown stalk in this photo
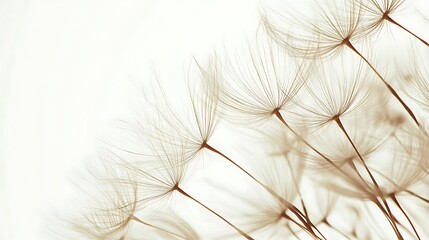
[285,157,312,227]
[276,110,403,238]
[404,190,429,204]
[343,39,420,127]
[282,212,324,240]
[334,117,404,239]
[366,157,429,205]
[264,0,420,127]
[286,206,321,239]
[273,111,373,196]
[203,142,323,239]
[204,143,288,206]
[321,219,352,240]
[391,215,420,240]
[131,215,187,239]
[286,224,301,240]
[272,111,405,238]
[390,194,421,240]
[175,186,254,240]
[384,15,429,47]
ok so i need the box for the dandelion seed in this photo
[219,33,306,125]
[118,143,254,239]
[303,125,387,171]
[72,182,140,240]
[264,0,421,126]
[132,58,221,166]
[123,158,187,207]
[293,58,389,190]
[133,211,200,240]
[131,53,315,237]
[285,56,408,237]
[263,0,365,59]
[361,0,429,47]
[293,57,372,130]
[370,124,429,197]
[301,187,354,239]
[397,47,429,114]
[62,0,429,238]
[214,156,317,240]
[220,186,296,239]
[113,210,200,240]
[70,170,186,240]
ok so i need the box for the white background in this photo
[0,1,259,239]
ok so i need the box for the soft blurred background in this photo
[0,1,259,239]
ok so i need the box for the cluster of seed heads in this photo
[65,0,429,239]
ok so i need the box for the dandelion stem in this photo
[290,205,323,239]
[321,219,352,240]
[273,111,372,195]
[404,190,429,204]
[307,219,327,240]
[368,168,429,206]
[334,118,381,192]
[204,143,289,206]
[334,117,404,239]
[285,156,311,222]
[390,194,421,240]
[204,143,322,239]
[286,224,301,240]
[175,186,254,240]
[385,15,429,48]
[131,215,187,239]
[283,212,324,240]
[344,40,420,127]
[282,213,309,233]
[347,160,374,190]
[292,180,318,237]
[391,215,419,240]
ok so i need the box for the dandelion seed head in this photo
[361,0,407,37]
[397,46,429,112]
[263,0,367,59]
[131,59,222,166]
[369,124,429,196]
[71,177,141,240]
[292,57,373,130]
[216,178,298,239]
[303,123,387,171]
[219,34,307,125]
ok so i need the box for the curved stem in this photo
[176,187,253,240]
[204,143,322,239]
[274,111,406,238]
[274,111,372,195]
[283,213,322,240]
[386,16,429,48]
[404,190,429,204]
[345,40,420,127]
[322,219,352,240]
[334,118,403,239]
[132,215,186,239]
[391,194,421,240]
[286,224,301,240]
[205,143,290,207]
